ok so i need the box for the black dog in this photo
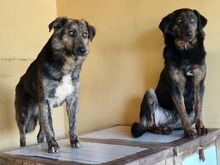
[15,17,95,153]
[131,9,207,139]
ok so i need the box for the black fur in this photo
[131,122,146,138]
[132,9,208,139]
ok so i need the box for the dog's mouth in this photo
[175,38,197,50]
[73,52,88,56]
[174,31,197,50]
[181,28,198,41]
[183,35,192,42]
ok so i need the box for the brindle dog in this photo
[131,9,207,139]
[15,17,96,153]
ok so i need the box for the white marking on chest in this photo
[54,74,74,105]
[155,107,173,126]
[186,70,194,76]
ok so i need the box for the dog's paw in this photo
[20,139,26,147]
[72,141,81,148]
[196,120,208,136]
[161,126,172,135]
[48,145,60,153]
[70,136,81,148]
[184,129,197,139]
[198,127,208,136]
[48,139,60,153]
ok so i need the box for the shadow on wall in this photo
[0,85,16,134]
[123,27,164,124]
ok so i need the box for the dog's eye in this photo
[177,18,183,24]
[68,31,77,37]
[82,32,88,38]
[190,18,195,23]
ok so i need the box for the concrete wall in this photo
[0,0,65,150]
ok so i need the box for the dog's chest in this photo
[52,74,75,106]
[181,63,194,77]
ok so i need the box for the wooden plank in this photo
[123,149,172,165]
[165,157,174,165]
[3,139,147,165]
[182,145,217,165]
[81,126,220,155]
[0,126,219,165]
[81,126,183,143]
[0,139,173,165]
[172,129,220,155]
[81,126,220,164]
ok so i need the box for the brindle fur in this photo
[131,9,207,139]
[15,17,96,153]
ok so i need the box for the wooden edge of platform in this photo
[0,153,78,165]
[81,128,220,157]
[0,146,173,165]
[173,129,220,155]
[0,126,219,165]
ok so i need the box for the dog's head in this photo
[49,17,96,57]
[159,9,207,50]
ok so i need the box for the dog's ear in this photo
[84,21,96,41]
[193,10,207,32]
[159,13,173,34]
[49,17,68,32]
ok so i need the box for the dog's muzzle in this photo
[183,31,193,41]
[74,46,87,56]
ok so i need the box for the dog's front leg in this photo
[194,83,207,136]
[38,101,59,153]
[169,68,196,139]
[66,94,81,148]
[193,66,207,136]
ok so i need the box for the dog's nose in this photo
[184,31,193,40]
[185,29,193,37]
[76,47,87,55]
[187,32,193,37]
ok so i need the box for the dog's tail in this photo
[25,115,38,133]
[131,122,146,138]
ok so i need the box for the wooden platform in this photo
[0,126,220,165]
